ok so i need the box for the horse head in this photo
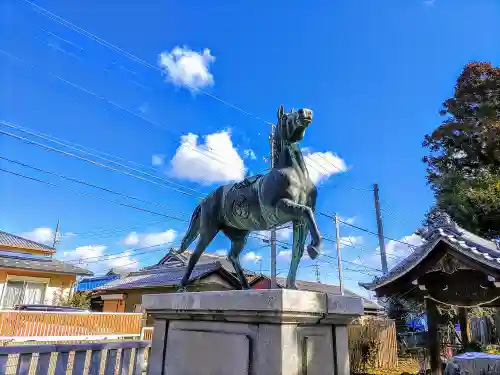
[276,105,313,144]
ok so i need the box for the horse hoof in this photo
[307,245,320,260]
[176,286,188,293]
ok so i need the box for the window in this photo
[1,280,46,308]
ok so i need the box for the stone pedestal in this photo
[143,289,364,375]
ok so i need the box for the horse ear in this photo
[277,105,284,120]
[291,108,295,113]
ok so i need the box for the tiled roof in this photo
[0,252,92,276]
[0,231,55,252]
[96,261,235,291]
[361,215,500,291]
[153,249,256,279]
[275,277,382,311]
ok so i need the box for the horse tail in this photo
[178,205,202,253]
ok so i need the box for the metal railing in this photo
[0,340,150,375]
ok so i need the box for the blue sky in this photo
[0,0,499,297]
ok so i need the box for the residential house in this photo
[95,248,381,316]
[76,268,133,311]
[93,251,242,315]
[0,230,92,309]
[75,268,131,292]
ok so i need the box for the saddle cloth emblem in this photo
[232,195,250,219]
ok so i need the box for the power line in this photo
[63,219,169,237]
[313,152,373,193]
[319,212,418,249]
[0,167,187,222]
[1,46,332,183]
[0,49,244,172]
[1,123,410,266]
[0,124,205,201]
[0,155,193,214]
[0,121,211,199]
[1,23,151,92]
[19,0,274,126]
[0,165,385,274]
[67,242,174,264]
[2,20,340,183]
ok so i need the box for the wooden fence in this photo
[348,318,398,370]
[469,314,500,346]
[0,311,143,340]
[140,327,153,341]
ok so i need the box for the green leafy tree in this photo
[54,288,91,309]
[423,62,500,238]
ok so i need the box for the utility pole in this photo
[313,263,321,283]
[373,184,388,274]
[334,214,345,295]
[52,219,60,250]
[269,125,277,289]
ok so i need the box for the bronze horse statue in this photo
[175,105,322,290]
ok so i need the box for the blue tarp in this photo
[75,274,120,292]
[407,316,427,331]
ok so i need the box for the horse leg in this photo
[223,228,250,289]
[286,219,307,289]
[276,198,322,258]
[177,225,219,292]
[177,205,201,254]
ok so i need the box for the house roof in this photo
[75,274,120,292]
[361,212,500,291]
[106,268,133,277]
[0,231,55,253]
[154,249,256,277]
[274,277,382,311]
[0,251,92,276]
[95,261,239,291]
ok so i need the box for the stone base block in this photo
[143,289,363,375]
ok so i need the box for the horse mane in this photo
[272,120,282,167]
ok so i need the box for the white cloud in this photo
[257,226,293,242]
[123,232,139,246]
[122,230,177,248]
[170,131,245,184]
[158,46,215,91]
[22,227,78,246]
[340,216,356,225]
[242,251,262,263]
[303,151,348,184]
[362,233,424,270]
[277,249,292,260]
[339,236,363,248]
[214,249,227,256]
[243,149,257,160]
[22,227,55,245]
[138,103,149,114]
[277,248,310,261]
[384,234,424,267]
[63,245,107,261]
[59,245,137,273]
[104,250,137,270]
[152,154,165,166]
